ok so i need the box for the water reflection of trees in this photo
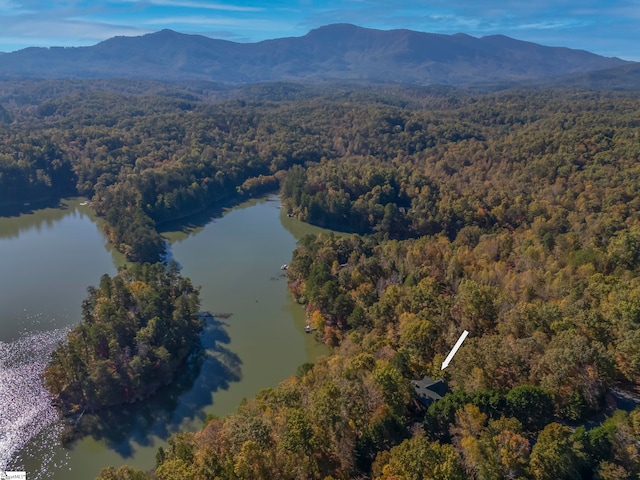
[65,317,241,458]
[0,199,73,240]
[158,195,268,243]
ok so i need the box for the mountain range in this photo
[0,24,634,86]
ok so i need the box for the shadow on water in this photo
[157,194,278,239]
[279,209,349,242]
[0,199,77,241]
[66,316,242,458]
[0,197,69,218]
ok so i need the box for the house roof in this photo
[411,375,448,404]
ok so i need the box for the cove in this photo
[1,195,331,480]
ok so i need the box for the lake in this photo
[0,195,330,479]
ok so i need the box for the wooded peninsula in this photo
[2,80,640,479]
[43,263,202,414]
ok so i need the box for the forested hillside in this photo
[137,88,640,479]
[3,81,640,478]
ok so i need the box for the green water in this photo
[1,195,331,480]
[0,199,123,342]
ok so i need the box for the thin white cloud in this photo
[0,0,28,14]
[512,20,589,31]
[145,15,289,31]
[146,0,263,12]
[0,16,149,42]
[146,15,234,25]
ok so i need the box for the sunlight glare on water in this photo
[0,327,69,476]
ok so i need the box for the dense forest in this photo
[0,81,332,261]
[2,80,640,478]
[43,262,202,414]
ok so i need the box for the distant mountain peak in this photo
[304,23,368,40]
[307,23,361,33]
[149,29,186,38]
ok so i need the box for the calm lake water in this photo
[0,195,330,480]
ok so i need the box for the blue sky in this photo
[0,0,638,60]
